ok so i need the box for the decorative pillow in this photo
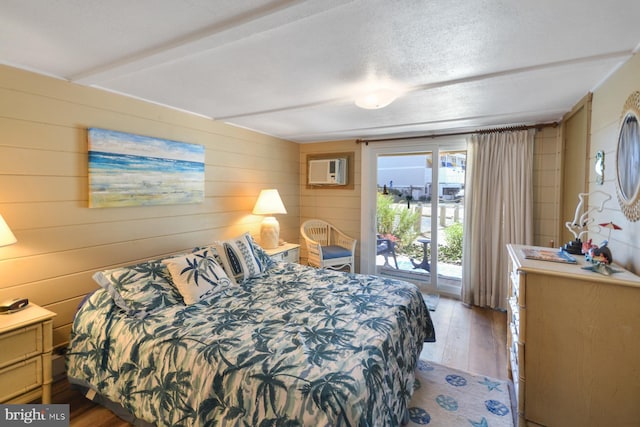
[92,258,182,318]
[162,247,232,304]
[214,232,272,283]
[251,238,276,270]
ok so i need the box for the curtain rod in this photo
[355,121,559,145]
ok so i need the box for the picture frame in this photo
[88,128,205,208]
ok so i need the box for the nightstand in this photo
[264,243,300,263]
[0,303,56,404]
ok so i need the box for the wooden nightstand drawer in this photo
[264,243,300,263]
[275,247,299,263]
[0,355,42,402]
[0,323,43,368]
[0,303,56,404]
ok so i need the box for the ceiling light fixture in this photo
[355,87,399,110]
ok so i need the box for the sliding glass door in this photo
[361,137,466,297]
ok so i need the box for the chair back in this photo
[301,219,331,246]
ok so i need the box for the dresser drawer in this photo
[0,324,43,369]
[510,271,526,304]
[0,356,42,402]
[509,297,519,330]
[509,297,527,339]
[510,343,519,394]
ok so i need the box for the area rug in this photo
[424,293,439,311]
[407,360,514,427]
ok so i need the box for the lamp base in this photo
[260,216,280,249]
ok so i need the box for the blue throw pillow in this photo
[214,232,273,283]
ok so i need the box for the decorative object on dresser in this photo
[521,247,576,264]
[252,189,287,249]
[0,303,56,404]
[562,190,611,254]
[263,242,300,263]
[506,244,640,427]
[579,222,621,275]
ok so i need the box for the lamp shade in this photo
[0,214,17,247]
[252,189,287,215]
[252,189,287,249]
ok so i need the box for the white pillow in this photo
[213,232,268,283]
[162,247,232,304]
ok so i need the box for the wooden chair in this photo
[300,219,357,273]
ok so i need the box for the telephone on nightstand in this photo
[0,297,29,314]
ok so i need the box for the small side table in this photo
[0,303,56,403]
[411,238,431,271]
[264,243,300,263]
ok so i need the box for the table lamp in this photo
[252,189,287,249]
[0,214,17,247]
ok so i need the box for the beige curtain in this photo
[462,129,535,310]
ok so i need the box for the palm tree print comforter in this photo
[67,262,434,426]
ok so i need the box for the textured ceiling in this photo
[2,0,639,142]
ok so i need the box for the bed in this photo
[66,234,435,426]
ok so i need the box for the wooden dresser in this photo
[0,303,56,404]
[506,244,640,427]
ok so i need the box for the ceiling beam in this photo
[70,0,352,85]
[217,51,630,122]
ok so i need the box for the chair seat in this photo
[376,241,389,253]
[322,245,352,259]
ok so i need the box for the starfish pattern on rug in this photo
[469,417,489,427]
[407,360,514,427]
[479,377,502,392]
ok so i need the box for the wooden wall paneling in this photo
[52,325,73,350]
[532,126,562,247]
[0,65,300,348]
[1,273,100,308]
[0,233,210,291]
[299,141,361,268]
[589,54,640,274]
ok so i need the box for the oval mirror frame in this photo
[615,91,640,221]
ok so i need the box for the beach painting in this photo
[88,128,205,208]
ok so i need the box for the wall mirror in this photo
[615,91,640,221]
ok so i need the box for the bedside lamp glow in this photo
[0,215,17,247]
[252,189,287,249]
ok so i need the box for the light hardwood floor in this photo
[53,296,507,426]
[420,296,508,380]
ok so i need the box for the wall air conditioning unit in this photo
[308,158,347,185]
